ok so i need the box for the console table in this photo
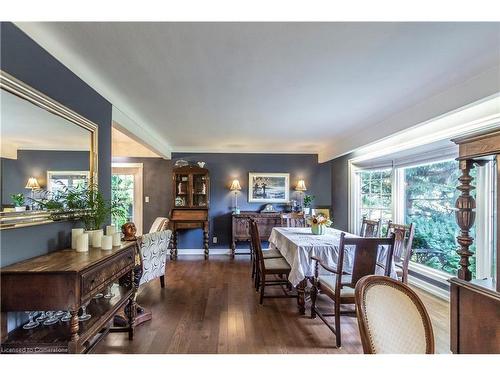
[231,211,282,257]
[0,242,137,354]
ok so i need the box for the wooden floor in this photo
[93,255,450,354]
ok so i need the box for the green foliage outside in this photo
[111,175,134,230]
[359,160,476,277]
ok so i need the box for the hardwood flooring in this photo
[93,255,450,354]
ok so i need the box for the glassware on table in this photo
[54,310,65,318]
[104,284,115,299]
[93,292,103,299]
[43,311,60,326]
[23,311,40,329]
[79,301,91,321]
[36,311,47,322]
[60,311,72,322]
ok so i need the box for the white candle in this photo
[106,225,116,236]
[71,228,84,249]
[76,233,89,252]
[93,230,103,248]
[112,232,121,247]
[102,235,113,250]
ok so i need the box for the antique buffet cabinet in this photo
[169,165,210,259]
[450,129,500,354]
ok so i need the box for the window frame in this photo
[349,150,495,293]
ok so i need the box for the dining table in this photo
[268,226,397,314]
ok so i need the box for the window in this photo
[111,174,134,230]
[350,155,495,287]
[403,159,476,276]
[357,168,392,225]
[47,171,89,193]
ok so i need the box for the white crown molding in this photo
[171,146,316,155]
[319,65,500,162]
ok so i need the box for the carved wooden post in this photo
[455,159,476,281]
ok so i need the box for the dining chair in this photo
[280,212,306,227]
[360,216,381,237]
[248,219,283,285]
[386,221,415,284]
[250,220,296,304]
[310,233,396,348]
[355,275,435,354]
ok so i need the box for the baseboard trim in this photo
[172,248,232,256]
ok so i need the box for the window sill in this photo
[408,262,452,301]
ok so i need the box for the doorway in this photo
[112,163,144,235]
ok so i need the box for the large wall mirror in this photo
[0,70,98,229]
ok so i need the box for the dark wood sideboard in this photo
[231,212,281,258]
[450,129,500,354]
[0,241,137,354]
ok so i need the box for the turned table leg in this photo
[297,279,307,315]
[203,225,209,260]
[170,230,178,260]
[68,309,80,353]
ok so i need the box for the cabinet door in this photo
[174,174,189,207]
[192,173,209,208]
[233,217,250,239]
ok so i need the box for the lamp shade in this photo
[295,179,307,191]
[230,179,242,191]
[25,177,40,190]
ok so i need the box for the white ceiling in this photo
[15,22,500,161]
[0,89,91,159]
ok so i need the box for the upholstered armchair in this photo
[355,275,435,354]
[138,229,172,289]
[149,217,169,233]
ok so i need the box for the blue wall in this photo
[0,22,112,267]
[172,153,331,250]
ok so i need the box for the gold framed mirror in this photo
[0,70,98,229]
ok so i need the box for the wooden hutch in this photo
[169,165,210,259]
[450,129,500,354]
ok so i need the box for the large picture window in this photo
[358,169,392,224]
[403,159,476,276]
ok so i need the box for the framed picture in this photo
[248,172,290,203]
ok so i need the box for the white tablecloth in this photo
[268,227,397,286]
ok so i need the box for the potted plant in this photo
[11,193,26,212]
[33,183,127,232]
[303,194,315,215]
[307,214,332,235]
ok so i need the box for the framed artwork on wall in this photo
[248,172,290,203]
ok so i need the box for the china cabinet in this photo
[170,165,210,259]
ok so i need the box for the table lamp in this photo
[295,179,307,211]
[25,177,40,210]
[230,179,242,214]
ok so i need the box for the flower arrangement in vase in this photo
[307,214,332,235]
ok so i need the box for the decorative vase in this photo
[311,224,326,235]
[304,207,311,215]
[15,206,27,212]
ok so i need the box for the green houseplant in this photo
[303,194,315,214]
[33,183,127,231]
[11,193,26,212]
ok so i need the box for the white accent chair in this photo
[355,275,435,354]
[138,229,172,288]
[149,217,169,233]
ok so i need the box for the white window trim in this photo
[349,150,496,296]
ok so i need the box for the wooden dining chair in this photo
[310,233,396,348]
[355,275,434,354]
[250,220,296,304]
[280,212,306,227]
[386,221,415,284]
[360,216,381,237]
[248,220,282,284]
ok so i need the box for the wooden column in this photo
[455,159,476,281]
